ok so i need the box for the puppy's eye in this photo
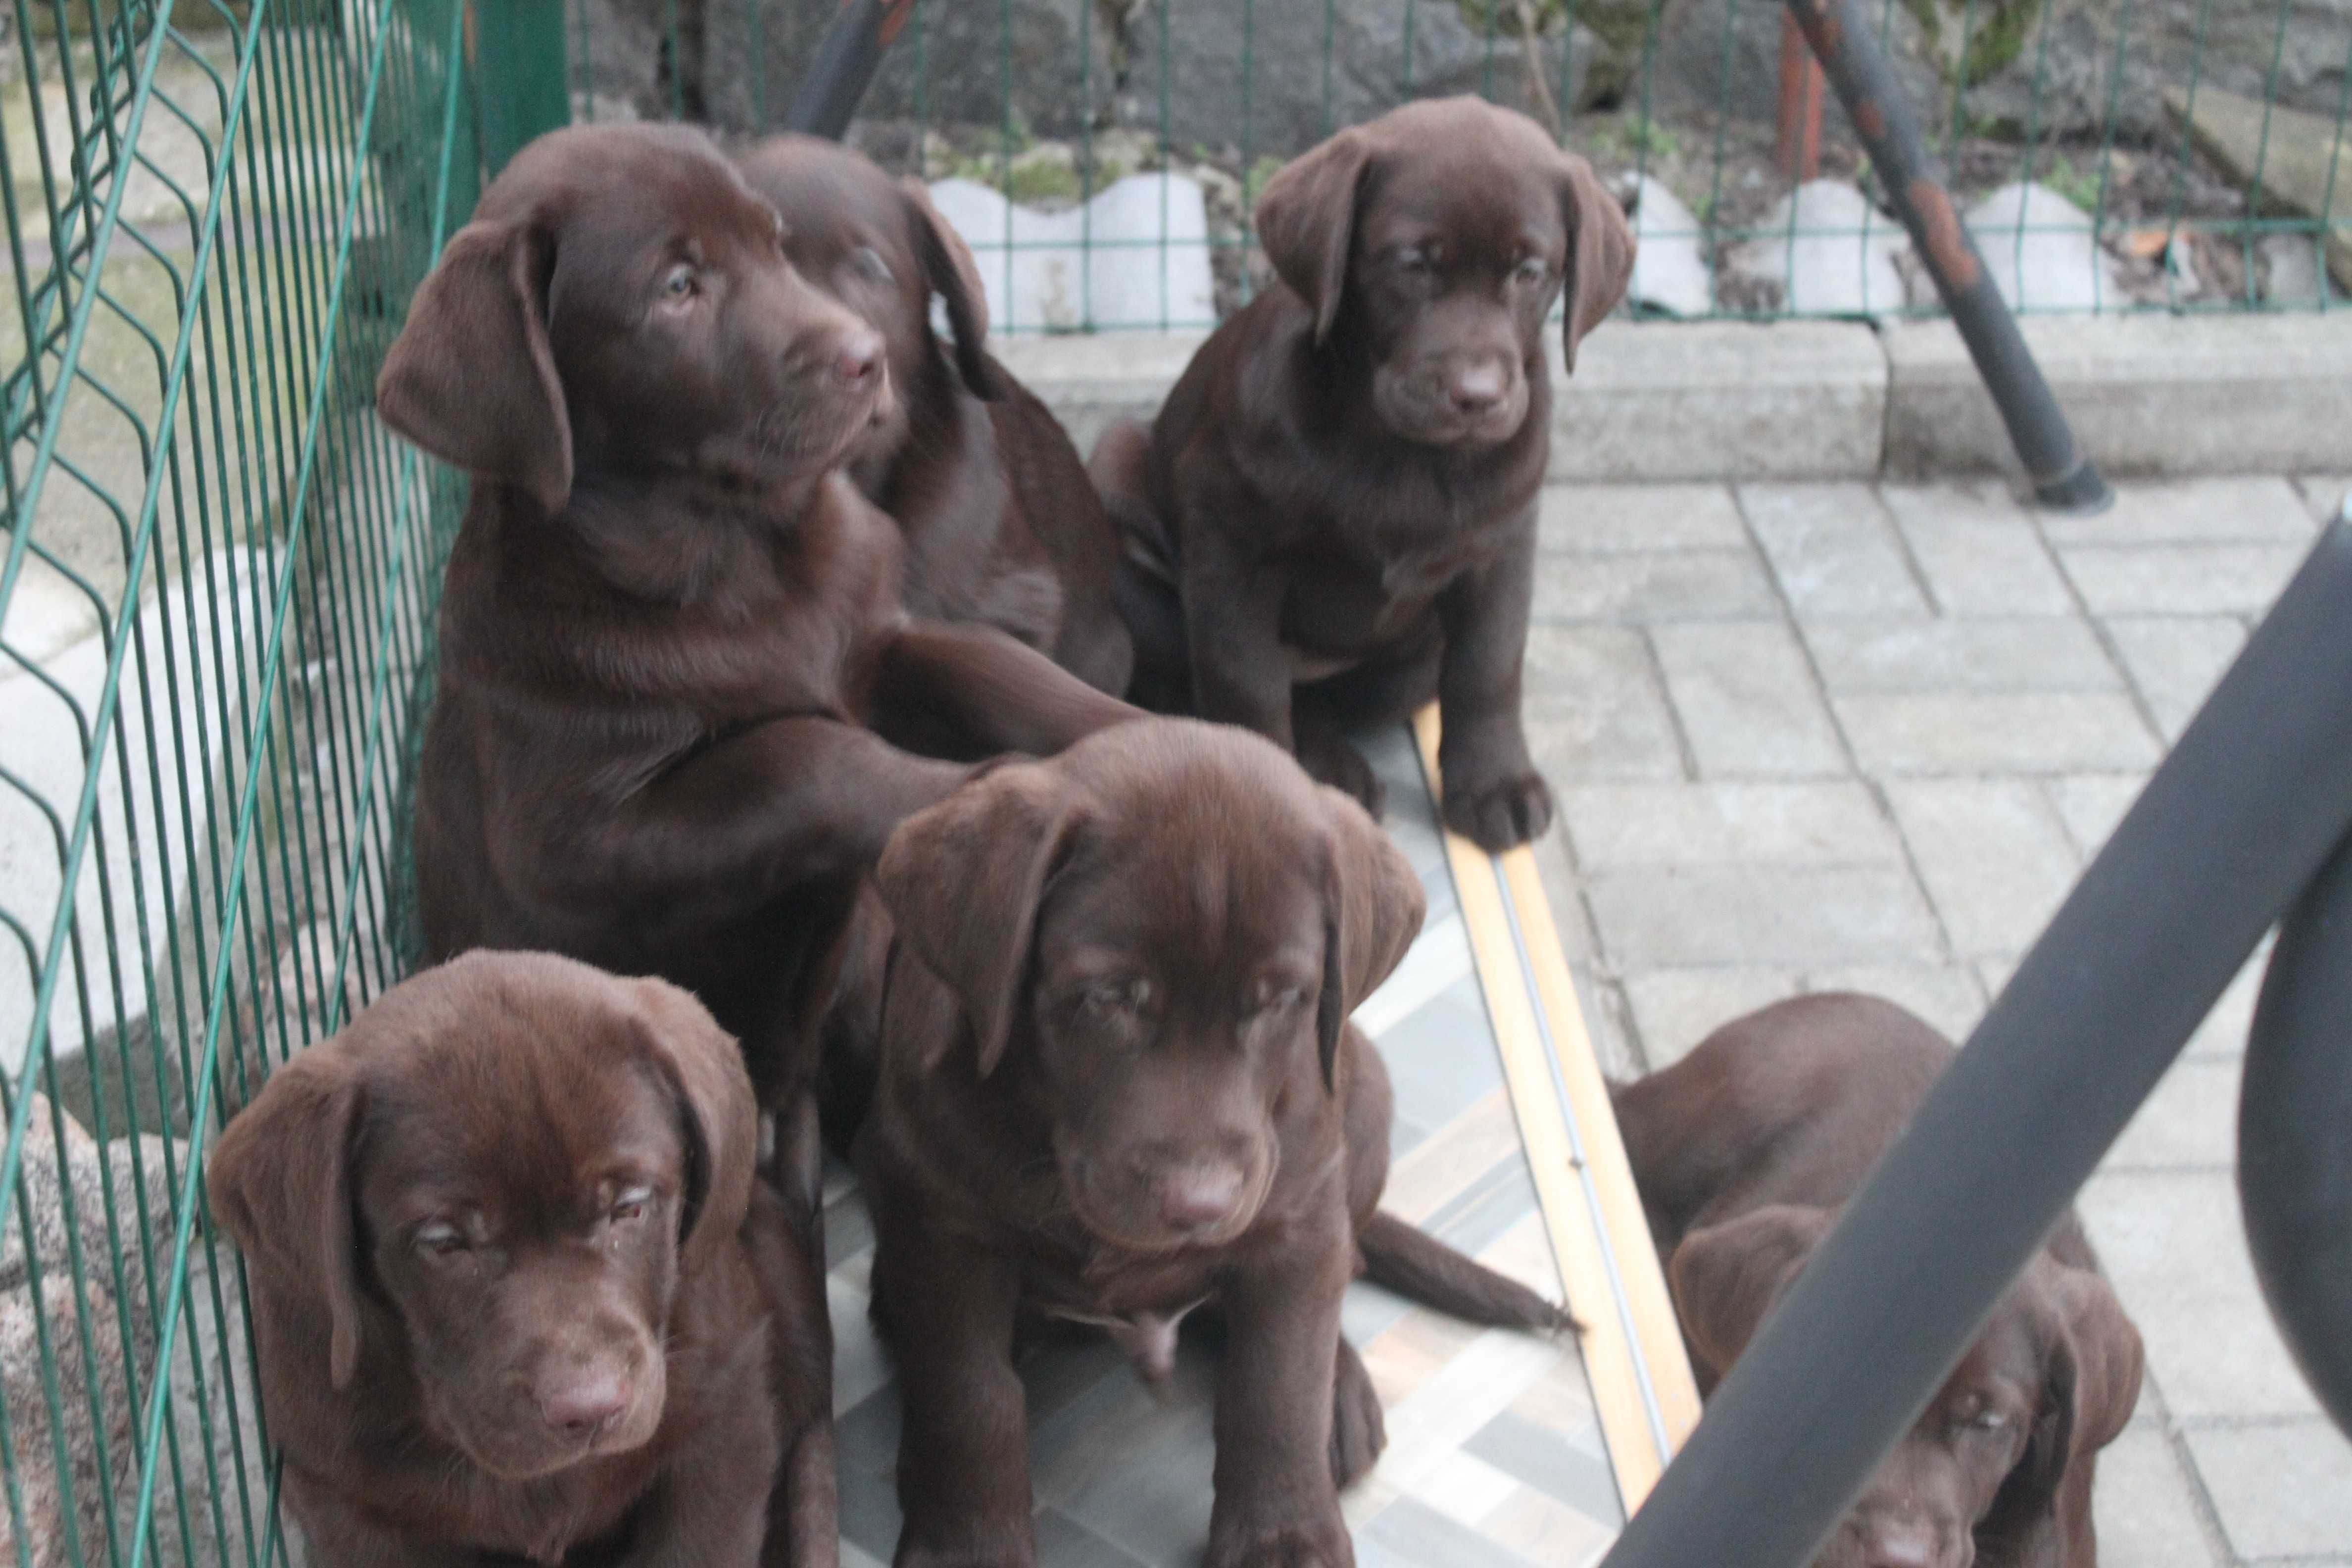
[1396,247,1433,275]
[1251,984,1308,1017]
[414,1221,468,1257]
[1082,978,1153,1017]
[610,1186,655,1225]
[849,245,894,284]
[1968,1410,2011,1431]
[661,263,698,300]
[1514,256,1550,287]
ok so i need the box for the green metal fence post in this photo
[472,0,569,177]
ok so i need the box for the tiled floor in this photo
[1524,474,2352,1568]
[823,732,1623,1568]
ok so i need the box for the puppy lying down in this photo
[1615,994,2146,1568]
[856,718,1571,1568]
[208,952,834,1568]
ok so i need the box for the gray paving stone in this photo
[1583,864,1945,968]
[1801,965,1986,1042]
[1536,482,1748,553]
[2047,773,2152,859]
[2296,473,2352,524]
[2105,1057,2243,1171]
[1621,967,1802,1070]
[1532,549,1778,624]
[1834,690,2160,774]
[1887,779,2082,957]
[1519,625,1685,782]
[2056,542,2309,616]
[2104,615,2249,741]
[1556,781,1901,870]
[1881,482,2075,615]
[1649,622,1847,777]
[1739,483,1932,618]
[2041,477,2321,545]
[2078,1172,2321,1421]
[1804,617,2122,693]
[2181,1419,2352,1560]
[2092,1422,2228,1568]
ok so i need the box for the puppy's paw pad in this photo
[1329,1339,1387,1487]
[1444,772,1553,852]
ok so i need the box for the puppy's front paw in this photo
[1329,1337,1386,1487]
[1206,1510,1354,1568]
[1443,769,1553,852]
[1295,730,1384,820]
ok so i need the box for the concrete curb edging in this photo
[991,312,2352,484]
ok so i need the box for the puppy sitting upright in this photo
[1615,995,2146,1568]
[735,135,1133,697]
[859,719,1567,1568]
[207,952,834,1567]
[1093,98,1633,849]
[378,125,1135,1122]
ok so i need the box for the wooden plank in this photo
[1411,706,1701,1514]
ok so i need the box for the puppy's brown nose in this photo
[538,1372,629,1440]
[1155,1167,1244,1233]
[832,326,884,390]
[1448,360,1509,416]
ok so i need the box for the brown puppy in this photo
[206,951,835,1568]
[1092,98,1633,850]
[734,135,1133,698]
[379,125,1136,1119]
[1614,995,2146,1568]
[858,719,1567,1568]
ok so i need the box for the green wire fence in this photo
[567,0,2348,328]
[0,0,2345,1564]
[1,0,478,1562]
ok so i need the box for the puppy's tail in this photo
[1359,1211,1578,1335]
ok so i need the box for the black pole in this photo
[2241,828,2352,1436]
[1599,521,2352,1568]
[1783,0,2111,513]
[783,0,918,140]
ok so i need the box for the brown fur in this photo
[1092,98,1633,849]
[205,952,836,1568]
[733,135,1132,701]
[1614,994,2147,1568]
[856,719,1567,1568]
[379,124,1137,1114]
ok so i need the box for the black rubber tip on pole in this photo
[2034,457,2115,515]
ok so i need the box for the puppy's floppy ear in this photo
[1555,150,1634,373]
[1256,127,1375,345]
[1667,1204,1832,1379]
[1983,1261,2145,1542]
[1317,784,1425,1091]
[206,1042,368,1390]
[902,178,1000,399]
[376,216,573,513]
[875,763,1082,1078]
[625,977,758,1279]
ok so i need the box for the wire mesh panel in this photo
[0,1,474,1562]
[568,0,2348,325]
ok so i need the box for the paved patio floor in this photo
[1520,473,2352,1568]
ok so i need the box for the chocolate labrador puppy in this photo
[1093,97,1634,849]
[734,135,1132,697]
[379,125,1136,1120]
[206,951,835,1567]
[858,719,1568,1568]
[1615,995,2145,1568]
